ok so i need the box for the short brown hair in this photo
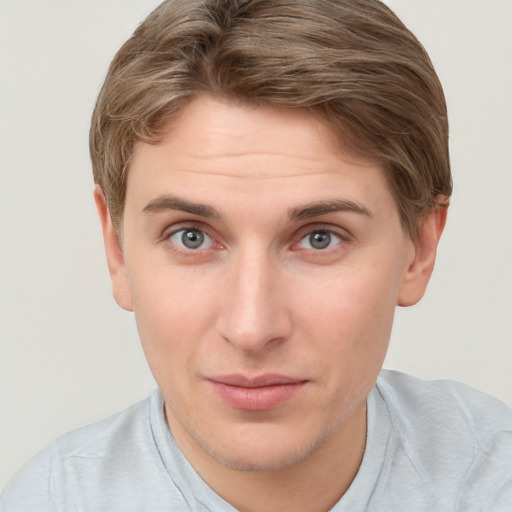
[90,0,451,236]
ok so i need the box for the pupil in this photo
[182,229,204,249]
[310,231,331,249]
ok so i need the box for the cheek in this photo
[127,266,220,376]
[298,264,398,337]
[296,267,398,388]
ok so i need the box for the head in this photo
[90,0,451,238]
[91,0,451,482]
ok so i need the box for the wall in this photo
[1,0,511,489]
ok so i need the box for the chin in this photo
[196,423,334,473]
[208,445,313,473]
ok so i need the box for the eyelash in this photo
[161,224,351,256]
[162,224,220,256]
[292,225,350,253]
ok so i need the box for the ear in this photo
[94,185,133,311]
[397,201,448,307]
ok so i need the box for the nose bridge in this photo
[218,243,289,352]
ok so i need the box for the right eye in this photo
[168,228,214,251]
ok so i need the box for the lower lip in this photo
[209,381,306,411]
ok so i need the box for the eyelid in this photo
[162,220,208,238]
[295,223,352,242]
[291,223,352,252]
[162,223,222,254]
[171,228,213,249]
[298,230,341,249]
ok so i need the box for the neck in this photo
[169,402,367,512]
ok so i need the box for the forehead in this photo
[127,96,396,220]
[134,96,378,171]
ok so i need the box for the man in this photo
[1,0,511,510]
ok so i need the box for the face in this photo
[98,95,442,473]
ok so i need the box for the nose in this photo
[216,247,292,354]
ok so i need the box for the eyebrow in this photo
[142,195,372,222]
[142,195,222,219]
[288,199,373,221]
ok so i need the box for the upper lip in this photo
[207,374,306,388]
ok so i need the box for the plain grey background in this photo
[1,0,511,489]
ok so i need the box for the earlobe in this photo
[397,202,448,307]
[94,185,133,311]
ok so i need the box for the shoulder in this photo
[376,369,512,434]
[375,370,512,508]
[0,393,155,512]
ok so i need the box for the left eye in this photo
[169,228,214,250]
[298,230,342,250]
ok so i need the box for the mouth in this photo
[206,374,308,411]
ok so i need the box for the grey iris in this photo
[310,231,331,249]
[182,229,204,249]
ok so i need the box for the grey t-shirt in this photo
[2,370,511,511]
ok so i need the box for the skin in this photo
[96,95,447,512]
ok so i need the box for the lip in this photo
[207,374,307,411]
